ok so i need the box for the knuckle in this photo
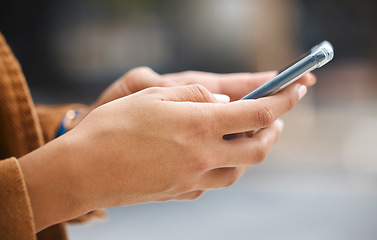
[142,86,161,95]
[223,168,240,187]
[256,104,274,127]
[253,142,268,164]
[185,110,215,140]
[195,120,213,138]
[128,66,152,77]
[124,67,153,89]
[186,84,213,102]
[187,190,204,200]
[182,70,197,77]
[176,181,196,194]
[192,155,212,173]
[287,92,298,111]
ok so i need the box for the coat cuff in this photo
[0,157,36,240]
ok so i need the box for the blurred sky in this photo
[1,0,377,239]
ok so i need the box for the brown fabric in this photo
[0,33,68,239]
[0,33,44,158]
[36,223,68,240]
[0,33,106,239]
[0,158,35,240]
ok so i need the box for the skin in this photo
[18,68,316,232]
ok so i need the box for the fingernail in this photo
[298,85,307,100]
[275,118,284,131]
[213,94,230,103]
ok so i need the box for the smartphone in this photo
[241,41,334,100]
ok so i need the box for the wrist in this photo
[19,135,92,232]
[55,107,91,138]
[67,107,91,129]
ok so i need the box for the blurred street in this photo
[1,0,377,239]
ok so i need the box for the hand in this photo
[70,67,315,129]
[19,78,308,231]
[71,68,315,130]
[92,67,316,104]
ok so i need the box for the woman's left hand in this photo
[92,67,316,106]
[75,67,316,127]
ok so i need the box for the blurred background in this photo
[1,0,377,239]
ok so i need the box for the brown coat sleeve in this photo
[0,157,36,240]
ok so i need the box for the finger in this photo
[95,67,164,106]
[162,71,276,85]
[296,73,317,87]
[196,166,247,190]
[215,71,315,100]
[174,190,205,200]
[212,83,304,135]
[158,84,218,103]
[217,119,284,167]
[123,67,166,93]
[213,94,230,103]
[163,71,277,101]
[162,71,316,101]
[223,132,249,140]
[223,130,257,140]
[216,71,277,100]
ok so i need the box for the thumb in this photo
[123,66,165,93]
[159,84,218,103]
[92,67,163,108]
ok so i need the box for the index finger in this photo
[163,71,277,101]
[211,83,306,135]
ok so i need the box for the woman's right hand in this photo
[19,80,307,232]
